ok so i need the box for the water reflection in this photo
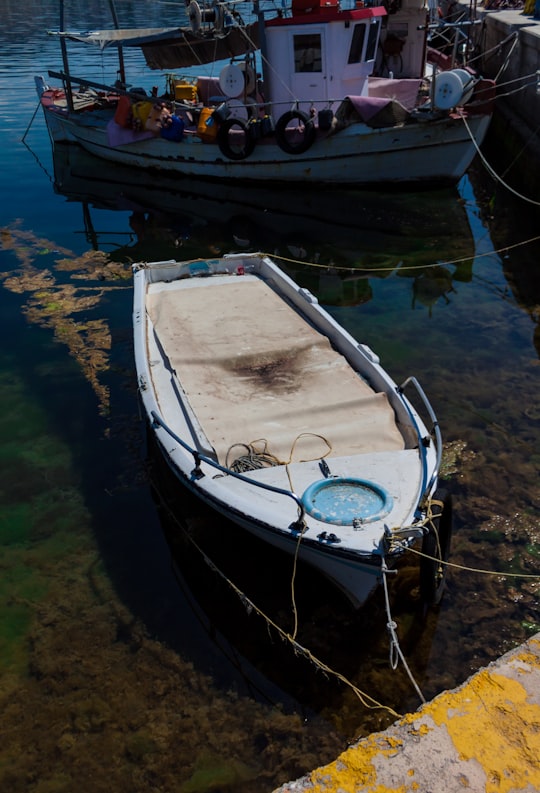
[51,142,475,311]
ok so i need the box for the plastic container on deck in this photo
[197,107,218,141]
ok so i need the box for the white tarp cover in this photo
[52,28,184,49]
[147,276,404,465]
[52,24,258,68]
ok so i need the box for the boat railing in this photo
[48,69,148,102]
[397,375,442,494]
[150,410,307,529]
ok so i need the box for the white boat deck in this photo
[146,274,404,467]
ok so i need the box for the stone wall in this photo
[473,7,540,190]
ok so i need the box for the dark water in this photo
[1,2,540,791]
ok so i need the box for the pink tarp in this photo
[106,119,155,147]
[368,77,423,111]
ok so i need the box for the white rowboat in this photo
[133,253,452,608]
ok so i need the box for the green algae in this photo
[0,503,33,545]
[181,751,257,792]
[125,730,158,762]
[0,225,127,416]
[0,602,32,672]
[0,362,93,678]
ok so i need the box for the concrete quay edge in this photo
[273,632,540,793]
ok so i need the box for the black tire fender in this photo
[217,118,256,161]
[275,110,316,155]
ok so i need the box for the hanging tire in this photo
[420,489,453,607]
[217,118,256,161]
[275,110,316,155]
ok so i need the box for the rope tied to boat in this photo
[226,433,333,642]
[396,496,540,580]
[149,471,402,717]
[381,554,426,703]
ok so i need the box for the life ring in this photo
[187,0,202,33]
[420,489,453,606]
[275,110,316,155]
[217,118,256,160]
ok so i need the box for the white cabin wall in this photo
[265,19,381,117]
[265,27,302,115]
[327,20,376,102]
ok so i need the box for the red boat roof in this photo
[266,2,386,27]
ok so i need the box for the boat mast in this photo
[107,0,126,86]
[59,0,74,111]
[253,0,269,94]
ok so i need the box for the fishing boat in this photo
[35,0,496,187]
[133,252,452,608]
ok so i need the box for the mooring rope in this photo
[462,115,540,207]
[381,556,426,704]
[227,433,333,640]
[265,232,540,274]
[406,545,540,579]
[151,474,402,718]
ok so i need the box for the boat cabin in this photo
[264,0,386,112]
[263,0,432,113]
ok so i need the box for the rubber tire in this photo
[275,110,316,155]
[420,489,453,607]
[217,118,256,161]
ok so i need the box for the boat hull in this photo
[152,431,384,608]
[39,98,491,187]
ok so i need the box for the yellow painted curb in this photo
[274,634,540,793]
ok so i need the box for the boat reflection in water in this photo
[51,142,474,312]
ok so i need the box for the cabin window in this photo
[294,34,322,72]
[365,20,380,61]
[347,25,366,64]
